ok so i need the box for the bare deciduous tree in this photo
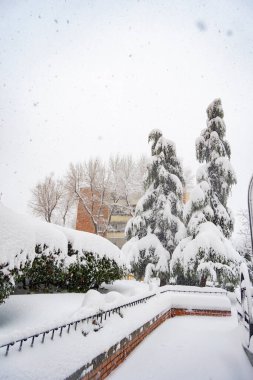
[29,155,147,233]
[66,158,111,234]
[29,173,76,226]
[55,189,77,227]
[29,173,63,223]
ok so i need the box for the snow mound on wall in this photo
[70,289,129,320]
[103,279,150,296]
[0,203,125,270]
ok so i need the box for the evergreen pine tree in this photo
[124,129,186,283]
[196,98,236,238]
[126,129,186,255]
[171,99,240,288]
[171,171,242,288]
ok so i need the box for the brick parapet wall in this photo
[67,307,230,380]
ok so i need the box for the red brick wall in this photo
[76,188,109,235]
[76,307,230,380]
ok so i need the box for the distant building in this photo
[76,187,189,248]
[75,188,138,248]
[106,210,133,248]
[75,188,109,236]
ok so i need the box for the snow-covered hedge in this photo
[0,203,125,302]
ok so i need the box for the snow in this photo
[183,180,211,228]
[102,279,150,297]
[171,222,242,284]
[206,98,224,120]
[0,282,233,380]
[148,129,162,139]
[180,222,240,263]
[154,136,176,157]
[0,203,124,273]
[0,203,36,271]
[196,164,208,183]
[144,263,155,282]
[108,307,253,380]
[0,293,83,347]
[169,173,183,195]
[122,233,170,273]
[56,225,124,266]
[190,184,205,205]
[215,156,236,178]
[196,223,241,263]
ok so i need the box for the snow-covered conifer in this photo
[124,130,186,283]
[171,157,241,288]
[196,98,236,238]
[126,129,185,254]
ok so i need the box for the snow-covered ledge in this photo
[67,292,231,380]
[0,286,231,380]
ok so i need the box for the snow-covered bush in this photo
[124,130,186,283]
[17,246,124,294]
[123,234,170,284]
[0,268,14,304]
[66,251,123,292]
[16,244,66,292]
[0,203,125,302]
[196,98,236,238]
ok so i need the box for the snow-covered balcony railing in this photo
[0,286,227,357]
[0,293,155,357]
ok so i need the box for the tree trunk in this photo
[200,275,207,287]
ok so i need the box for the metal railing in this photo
[0,287,227,357]
[0,293,155,356]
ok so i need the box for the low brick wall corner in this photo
[67,306,230,380]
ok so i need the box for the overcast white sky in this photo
[0,0,253,233]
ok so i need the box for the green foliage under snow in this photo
[125,130,186,283]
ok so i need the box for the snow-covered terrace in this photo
[0,281,233,380]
